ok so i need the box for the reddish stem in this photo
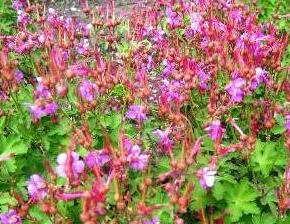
[199,208,207,224]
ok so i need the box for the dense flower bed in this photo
[0,0,289,223]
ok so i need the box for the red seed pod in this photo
[170,194,179,204]
[144,177,152,186]
[80,212,90,222]
[117,201,126,210]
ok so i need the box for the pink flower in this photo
[285,115,290,132]
[77,39,90,55]
[126,105,147,124]
[15,70,24,83]
[47,8,63,28]
[152,27,165,43]
[17,10,31,27]
[50,47,67,71]
[197,167,217,189]
[160,79,183,103]
[0,210,22,224]
[78,80,98,102]
[28,102,58,120]
[0,90,9,101]
[67,64,91,77]
[190,12,203,32]
[56,152,85,178]
[124,140,149,171]
[153,129,173,153]
[225,74,246,103]
[27,174,47,201]
[144,217,160,224]
[12,0,27,10]
[84,150,110,169]
[198,68,210,90]
[34,77,51,99]
[162,59,174,77]
[6,33,36,54]
[229,9,243,24]
[77,23,92,37]
[249,67,269,91]
[166,7,182,28]
[205,120,225,141]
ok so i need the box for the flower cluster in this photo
[0,0,289,223]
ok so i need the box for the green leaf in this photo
[110,84,126,97]
[224,180,260,222]
[271,115,286,134]
[29,205,52,224]
[0,135,28,156]
[252,212,277,224]
[157,210,173,224]
[250,140,287,177]
[0,192,17,208]
[212,182,225,200]
[190,180,208,211]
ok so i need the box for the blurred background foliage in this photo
[0,0,16,34]
[0,0,289,34]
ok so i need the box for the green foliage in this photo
[0,0,289,223]
[0,0,16,34]
[250,139,287,177]
[257,0,290,31]
[214,180,260,222]
[29,205,52,224]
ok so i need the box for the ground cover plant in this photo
[0,0,289,223]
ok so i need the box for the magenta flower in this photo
[160,79,183,103]
[124,141,149,171]
[249,67,269,91]
[47,8,63,28]
[126,105,147,124]
[0,210,22,224]
[78,80,98,102]
[28,104,45,120]
[162,60,174,77]
[152,27,165,43]
[50,47,67,71]
[205,120,225,141]
[67,64,91,77]
[77,23,93,37]
[153,129,173,153]
[190,12,203,32]
[144,217,160,224]
[34,77,51,99]
[6,33,36,54]
[44,102,58,115]
[198,68,210,90]
[28,102,58,120]
[12,0,27,10]
[64,17,76,33]
[56,152,85,178]
[15,70,24,83]
[17,10,31,27]
[285,115,290,132]
[197,167,217,189]
[77,39,90,55]
[0,90,9,101]
[27,174,47,201]
[229,9,243,24]
[84,150,110,169]
[225,75,246,103]
[166,7,182,28]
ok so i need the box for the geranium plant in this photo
[0,0,289,223]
